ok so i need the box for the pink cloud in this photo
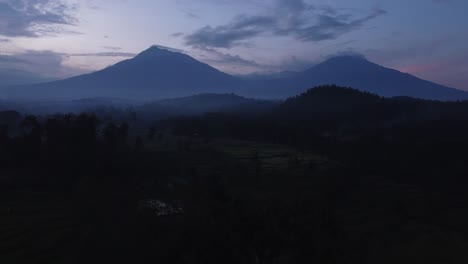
[398,63,441,74]
[397,60,468,90]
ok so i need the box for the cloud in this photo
[198,47,266,69]
[276,55,316,71]
[185,1,386,48]
[194,46,317,74]
[181,9,199,19]
[170,32,184,38]
[323,50,367,61]
[397,55,468,90]
[151,45,186,53]
[186,15,276,48]
[0,38,10,42]
[69,52,137,57]
[0,0,78,37]
[0,50,85,78]
[0,54,29,63]
[101,46,122,51]
[85,0,101,10]
[0,46,139,81]
[293,8,386,41]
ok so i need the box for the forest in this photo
[2,85,468,263]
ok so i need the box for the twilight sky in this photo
[0,0,467,89]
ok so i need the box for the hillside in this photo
[139,93,277,116]
[2,49,468,102]
[2,46,244,100]
[248,56,468,101]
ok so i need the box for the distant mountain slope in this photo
[2,46,244,100]
[0,69,53,87]
[254,56,468,101]
[2,47,467,101]
[139,93,277,115]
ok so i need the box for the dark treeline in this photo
[172,85,468,140]
[2,85,468,263]
[171,86,468,186]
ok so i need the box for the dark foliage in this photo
[2,86,468,263]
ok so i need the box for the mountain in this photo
[2,47,468,101]
[2,46,243,101]
[252,56,468,101]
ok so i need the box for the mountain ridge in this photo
[1,47,467,101]
[139,93,277,116]
[1,46,244,100]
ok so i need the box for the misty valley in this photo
[2,81,468,263]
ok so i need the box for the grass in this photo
[0,191,80,264]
